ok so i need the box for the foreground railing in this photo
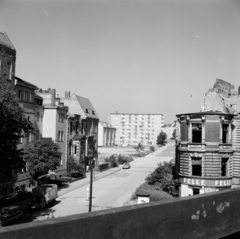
[1,188,240,239]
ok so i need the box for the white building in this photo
[98,121,116,147]
[109,113,164,146]
[162,123,176,140]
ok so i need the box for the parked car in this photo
[31,184,58,210]
[123,162,131,169]
[0,206,23,226]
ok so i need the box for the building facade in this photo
[176,111,236,197]
[61,92,99,167]
[36,89,68,177]
[109,113,164,146]
[98,121,116,147]
[0,32,16,87]
[162,123,176,140]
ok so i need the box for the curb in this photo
[58,167,122,197]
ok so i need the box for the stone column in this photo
[220,123,223,144]
[188,123,192,142]
[202,123,205,143]
[229,122,232,143]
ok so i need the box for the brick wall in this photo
[1,188,240,239]
[205,122,220,142]
[181,122,188,141]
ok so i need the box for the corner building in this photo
[176,111,236,197]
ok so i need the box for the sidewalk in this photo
[58,166,122,197]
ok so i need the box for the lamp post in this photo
[85,135,94,212]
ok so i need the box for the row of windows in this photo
[58,131,64,142]
[190,123,230,143]
[191,157,228,177]
[18,90,34,103]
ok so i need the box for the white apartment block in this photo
[109,113,164,146]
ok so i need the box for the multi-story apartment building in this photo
[176,78,240,197]
[176,111,234,197]
[109,113,164,146]
[35,89,68,177]
[61,92,99,167]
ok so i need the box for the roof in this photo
[15,76,38,90]
[74,94,99,119]
[99,121,116,128]
[176,111,235,117]
[0,32,15,50]
[110,112,163,116]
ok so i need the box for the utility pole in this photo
[89,157,93,212]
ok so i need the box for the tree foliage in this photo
[145,161,178,196]
[67,155,85,176]
[0,79,34,182]
[172,129,176,139]
[24,140,62,180]
[156,131,167,145]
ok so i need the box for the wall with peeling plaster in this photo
[1,188,240,239]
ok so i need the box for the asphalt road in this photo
[22,144,175,222]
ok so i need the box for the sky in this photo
[1,0,240,124]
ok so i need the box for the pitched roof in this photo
[0,32,15,50]
[15,76,38,90]
[74,94,99,119]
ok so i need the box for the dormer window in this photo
[92,110,95,115]
[86,109,89,113]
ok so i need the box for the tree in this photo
[171,129,176,139]
[145,161,178,196]
[134,142,145,157]
[156,131,167,145]
[0,79,34,182]
[24,139,62,180]
[67,155,85,177]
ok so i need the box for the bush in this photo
[117,154,134,164]
[104,154,119,168]
[105,154,134,167]
[131,182,172,201]
[145,161,178,197]
[149,146,155,152]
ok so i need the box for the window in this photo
[222,124,229,143]
[61,131,64,142]
[36,112,40,122]
[192,157,202,176]
[58,131,61,142]
[192,123,202,143]
[221,158,228,176]
[24,92,29,102]
[29,93,33,103]
[59,113,64,122]
[18,90,22,100]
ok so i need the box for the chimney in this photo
[51,89,56,105]
[65,91,71,99]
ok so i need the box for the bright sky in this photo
[1,0,240,123]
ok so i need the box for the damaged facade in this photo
[176,79,240,197]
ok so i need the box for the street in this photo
[22,144,175,222]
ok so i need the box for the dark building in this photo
[176,111,235,196]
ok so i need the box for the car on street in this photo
[122,162,131,169]
[0,206,23,226]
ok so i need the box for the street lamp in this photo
[85,135,94,212]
